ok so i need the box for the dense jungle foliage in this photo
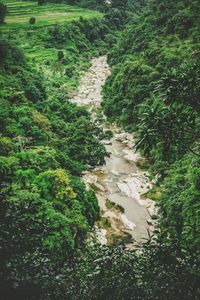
[0,13,109,298]
[0,0,199,299]
[103,0,200,254]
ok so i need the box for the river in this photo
[70,56,156,245]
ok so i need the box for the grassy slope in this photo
[0,0,102,30]
[0,0,104,83]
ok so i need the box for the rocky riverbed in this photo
[70,56,157,246]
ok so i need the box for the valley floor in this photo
[70,56,157,245]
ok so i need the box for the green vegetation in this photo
[29,16,36,24]
[159,153,200,252]
[38,0,46,5]
[0,0,102,30]
[0,2,7,24]
[0,7,108,296]
[0,0,200,299]
[103,0,200,254]
[106,198,125,213]
[0,32,104,266]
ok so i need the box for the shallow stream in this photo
[70,56,156,244]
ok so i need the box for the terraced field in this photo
[0,0,102,30]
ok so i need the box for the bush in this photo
[0,3,7,24]
[0,40,24,72]
[29,17,36,25]
[57,50,64,61]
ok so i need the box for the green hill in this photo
[0,0,102,30]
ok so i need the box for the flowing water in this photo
[70,56,156,245]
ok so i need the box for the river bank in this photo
[70,56,157,245]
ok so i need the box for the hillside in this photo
[0,0,199,299]
[0,0,102,29]
[103,0,200,254]
[0,2,109,297]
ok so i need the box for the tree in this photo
[57,50,64,61]
[112,0,129,9]
[38,0,46,5]
[0,3,7,24]
[29,17,36,25]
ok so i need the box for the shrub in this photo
[57,50,64,61]
[29,17,36,25]
[0,3,7,24]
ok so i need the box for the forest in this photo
[0,0,199,299]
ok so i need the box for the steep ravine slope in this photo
[102,0,200,254]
